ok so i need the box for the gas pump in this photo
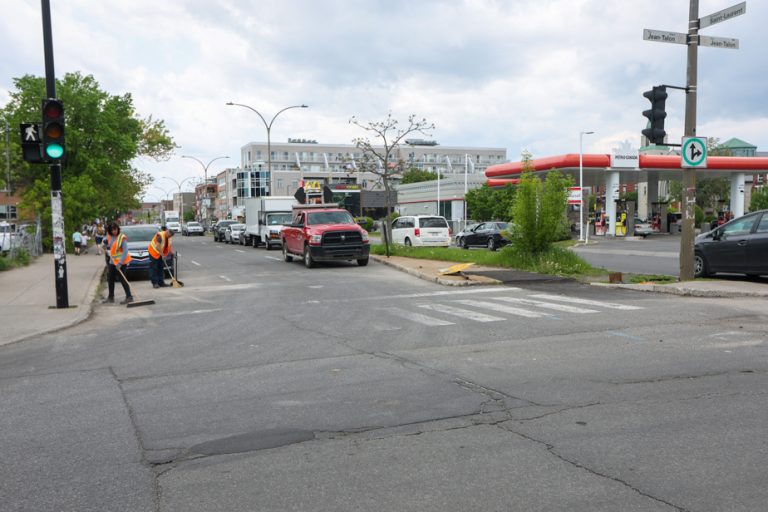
[615,211,627,236]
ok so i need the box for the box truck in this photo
[242,196,297,250]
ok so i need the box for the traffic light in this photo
[641,86,667,145]
[41,98,65,161]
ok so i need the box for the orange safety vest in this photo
[148,230,172,259]
[110,233,132,266]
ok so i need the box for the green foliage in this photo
[355,216,374,231]
[465,183,516,221]
[400,168,439,184]
[628,274,676,284]
[511,170,572,254]
[751,186,768,211]
[184,210,195,223]
[369,243,599,277]
[0,249,30,271]
[619,190,638,203]
[2,72,175,244]
[694,205,704,226]
[696,178,730,210]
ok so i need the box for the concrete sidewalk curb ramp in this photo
[593,281,768,298]
[371,255,501,287]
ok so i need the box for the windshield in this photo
[231,224,245,231]
[307,211,355,225]
[267,213,292,226]
[420,217,448,228]
[187,222,201,227]
[121,226,159,242]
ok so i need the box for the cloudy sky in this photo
[2,1,765,199]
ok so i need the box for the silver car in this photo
[224,223,246,244]
[182,222,204,236]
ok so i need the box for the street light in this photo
[225,102,308,194]
[579,131,595,242]
[162,176,198,225]
[181,155,229,223]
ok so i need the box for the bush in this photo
[694,205,704,226]
[511,170,572,253]
[750,186,768,211]
[355,216,374,231]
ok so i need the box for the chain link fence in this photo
[0,218,44,260]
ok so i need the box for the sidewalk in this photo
[0,252,105,346]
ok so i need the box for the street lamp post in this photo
[579,131,595,242]
[161,176,197,226]
[181,155,229,225]
[225,102,308,195]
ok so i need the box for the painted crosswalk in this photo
[377,290,643,327]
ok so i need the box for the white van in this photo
[391,215,451,247]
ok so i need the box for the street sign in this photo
[682,137,708,168]
[643,29,687,45]
[699,2,746,29]
[567,187,582,205]
[699,35,739,49]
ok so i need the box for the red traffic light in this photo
[43,101,63,119]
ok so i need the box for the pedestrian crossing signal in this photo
[42,99,65,161]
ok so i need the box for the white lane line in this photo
[235,249,245,253]
[153,308,222,318]
[219,275,232,282]
[303,287,521,304]
[530,294,642,310]
[380,307,454,326]
[265,256,281,261]
[453,299,549,318]
[492,296,598,314]
[418,303,504,322]
[190,260,201,266]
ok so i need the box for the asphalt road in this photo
[573,234,682,276]
[1,235,766,511]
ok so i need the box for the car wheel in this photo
[487,238,496,251]
[357,257,369,266]
[252,237,259,248]
[266,242,272,251]
[694,252,709,278]
[282,242,293,262]
[462,238,469,250]
[404,238,412,247]
[303,245,315,268]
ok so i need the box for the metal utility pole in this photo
[42,0,68,308]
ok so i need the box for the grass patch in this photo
[370,243,603,277]
[0,250,31,271]
[628,274,676,284]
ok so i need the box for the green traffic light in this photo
[45,144,64,159]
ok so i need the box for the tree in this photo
[400,168,439,184]
[350,112,434,256]
[465,183,516,221]
[751,186,768,211]
[1,72,175,248]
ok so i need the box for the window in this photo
[419,217,448,228]
[0,205,17,220]
[720,215,758,237]
[756,214,768,233]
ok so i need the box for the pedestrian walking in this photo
[148,226,174,288]
[72,230,82,255]
[94,220,106,255]
[80,231,89,254]
[103,222,133,304]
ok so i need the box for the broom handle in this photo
[115,264,138,299]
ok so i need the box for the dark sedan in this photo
[459,222,511,251]
[694,209,768,278]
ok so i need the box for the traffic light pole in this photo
[41,0,69,308]
[680,0,699,281]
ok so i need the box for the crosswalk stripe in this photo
[529,294,642,310]
[380,307,455,326]
[418,303,504,322]
[453,299,548,318]
[491,296,598,314]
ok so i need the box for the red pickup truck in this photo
[281,205,370,268]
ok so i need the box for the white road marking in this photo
[418,303,504,322]
[265,256,281,261]
[308,285,323,289]
[453,299,549,318]
[152,308,222,318]
[218,275,232,282]
[187,283,262,293]
[190,260,201,266]
[530,294,642,310]
[235,249,245,253]
[380,307,454,326]
[305,287,520,304]
[492,296,598,314]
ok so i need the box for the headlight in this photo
[362,231,369,242]
[310,234,322,244]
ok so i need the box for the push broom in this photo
[116,266,156,307]
[162,256,184,287]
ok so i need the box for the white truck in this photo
[242,196,297,250]
[162,210,181,233]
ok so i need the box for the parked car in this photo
[166,221,181,234]
[182,221,204,236]
[213,220,240,242]
[633,218,654,238]
[119,224,174,279]
[694,209,768,278]
[454,223,480,247]
[391,215,451,247]
[224,223,246,244]
[458,222,510,251]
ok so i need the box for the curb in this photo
[371,256,501,287]
[591,281,768,298]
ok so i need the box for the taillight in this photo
[414,228,420,237]
[448,228,453,237]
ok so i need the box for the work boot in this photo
[153,283,159,289]
[102,296,114,304]
[120,296,134,305]
[158,282,168,287]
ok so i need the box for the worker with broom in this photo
[148,226,175,289]
[103,222,133,304]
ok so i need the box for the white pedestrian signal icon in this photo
[24,124,39,142]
